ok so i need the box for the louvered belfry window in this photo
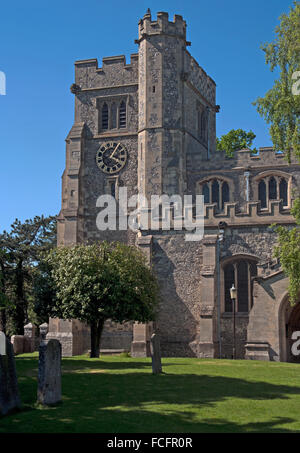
[119,101,126,128]
[99,98,127,132]
[101,103,109,130]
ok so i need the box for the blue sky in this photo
[0,0,293,232]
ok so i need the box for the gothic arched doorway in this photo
[279,296,300,362]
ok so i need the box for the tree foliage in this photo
[253,1,300,162]
[216,129,257,158]
[274,198,300,304]
[0,215,57,334]
[44,242,159,357]
[258,2,300,304]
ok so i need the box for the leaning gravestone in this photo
[150,333,162,374]
[37,339,62,405]
[0,332,21,416]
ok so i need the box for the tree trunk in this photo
[90,318,105,358]
[15,259,27,335]
[0,261,7,334]
[0,310,6,334]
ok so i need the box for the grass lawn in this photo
[1,354,300,433]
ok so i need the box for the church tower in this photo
[137,10,188,199]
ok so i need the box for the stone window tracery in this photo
[98,97,128,133]
[200,178,230,211]
[256,174,290,209]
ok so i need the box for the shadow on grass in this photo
[2,357,300,433]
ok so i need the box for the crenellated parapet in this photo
[204,199,295,227]
[137,10,187,42]
[204,147,300,169]
[74,54,139,91]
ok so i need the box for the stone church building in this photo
[47,10,300,362]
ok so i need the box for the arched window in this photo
[223,258,257,313]
[222,182,229,209]
[258,175,289,209]
[201,178,231,211]
[224,263,235,312]
[237,261,249,312]
[101,103,109,130]
[98,97,128,132]
[269,176,277,200]
[119,101,126,128]
[279,178,288,207]
[212,179,219,205]
[203,183,210,204]
[258,180,267,208]
[111,103,117,129]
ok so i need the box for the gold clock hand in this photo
[110,143,121,159]
[111,156,122,164]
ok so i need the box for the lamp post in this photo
[230,284,237,360]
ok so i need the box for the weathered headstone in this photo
[37,339,62,405]
[11,335,25,355]
[39,323,48,341]
[150,333,162,374]
[0,334,21,416]
[0,332,5,356]
[24,322,37,353]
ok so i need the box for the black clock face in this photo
[96,142,127,174]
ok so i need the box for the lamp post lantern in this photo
[230,284,237,360]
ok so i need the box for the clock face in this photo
[96,142,127,174]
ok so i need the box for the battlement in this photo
[74,53,139,90]
[137,10,187,42]
[207,146,300,169]
[131,199,295,236]
[203,199,295,228]
[75,53,138,72]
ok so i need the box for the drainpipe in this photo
[244,171,250,202]
[217,223,225,358]
[207,107,210,160]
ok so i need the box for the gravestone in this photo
[0,333,21,416]
[37,339,62,405]
[11,335,25,355]
[150,333,162,374]
[39,323,49,341]
[24,322,37,352]
[0,332,5,356]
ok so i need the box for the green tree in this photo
[0,215,57,334]
[216,129,257,158]
[256,2,300,304]
[45,242,159,358]
[274,198,300,304]
[253,1,300,162]
[32,259,58,325]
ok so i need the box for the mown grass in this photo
[1,354,300,433]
